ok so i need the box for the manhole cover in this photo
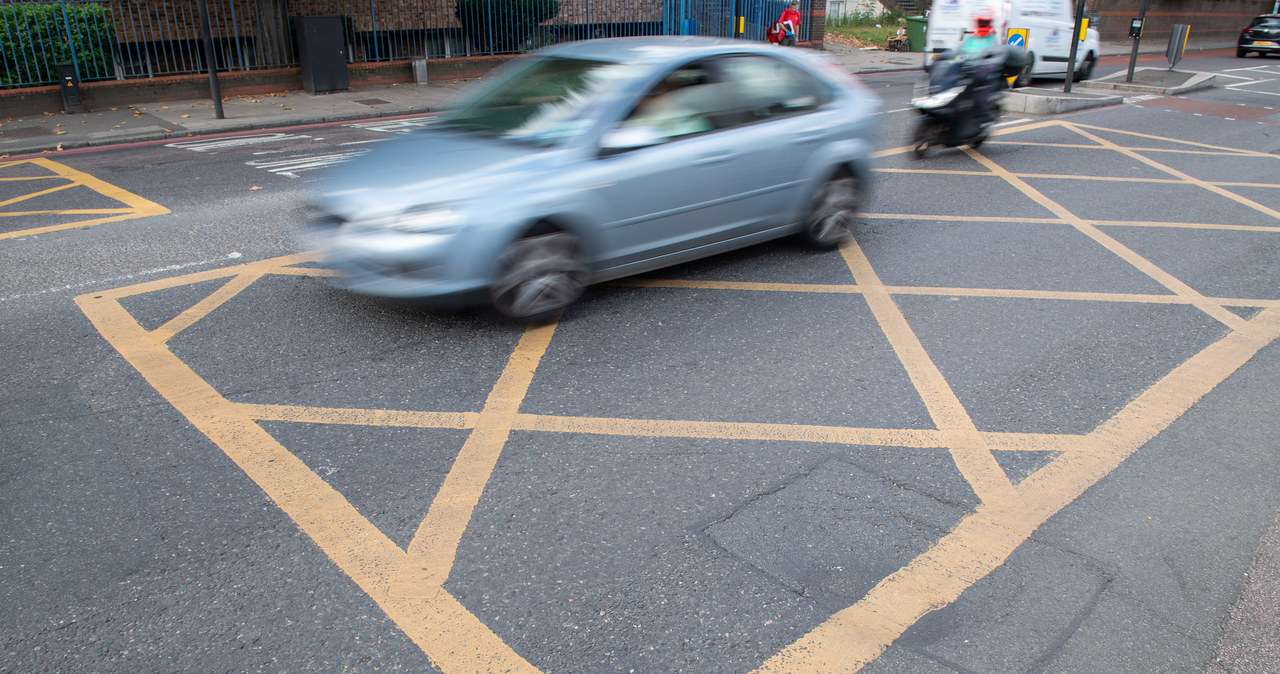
[354,98,391,106]
[0,126,55,140]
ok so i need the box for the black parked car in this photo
[1238,14,1280,57]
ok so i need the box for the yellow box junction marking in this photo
[77,121,1280,673]
[0,157,169,239]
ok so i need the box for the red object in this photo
[767,21,784,44]
[973,8,995,37]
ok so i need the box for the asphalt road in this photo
[2,56,1279,673]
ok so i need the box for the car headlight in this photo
[346,204,466,235]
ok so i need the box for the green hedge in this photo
[1,3,116,88]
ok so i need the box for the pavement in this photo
[0,37,1236,158]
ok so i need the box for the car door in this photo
[587,60,752,271]
[707,53,841,231]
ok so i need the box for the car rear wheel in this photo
[802,175,858,249]
[489,231,586,323]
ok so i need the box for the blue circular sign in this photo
[1007,33,1026,48]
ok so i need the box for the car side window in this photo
[618,61,740,141]
[715,54,834,123]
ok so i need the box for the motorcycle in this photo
[910,46,1027,158]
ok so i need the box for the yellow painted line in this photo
[985,141,1256,157]
[76,273,538,673]
[515,413,950,448]
[0,180,77,207]
[90,252,318,301]
[233,402,479,430]
[515,414,1075,454]
[883,285,1280,309]
[392,323,559,598]
[613,278,864,294]
[961,145,1247,330]
[872,119,1061,159]
[0,157,169,240]
[1069,121,1280,157]
[841,239,1021,507]
[873,168,998,176]
[151,272,264,343]
[0,208,137,216]
[861,212,1064,224]
[618,279,1277,310]
[1091,219,1280,233]
[759,305,1280,673]
[1067,123,1280,223]
[271,265,340,277]
[1021,306,1280,515]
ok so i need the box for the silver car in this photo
[304,37,880,321]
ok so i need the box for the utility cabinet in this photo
[295,16,348,94]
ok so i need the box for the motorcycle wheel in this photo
[911,120,931,159]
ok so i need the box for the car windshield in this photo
[437,56,641,145]
[1250,16,1280,28]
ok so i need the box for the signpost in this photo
[1006,28,1028,87]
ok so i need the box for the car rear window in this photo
[1249,16,1280,28]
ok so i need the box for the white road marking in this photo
[1,253,243,303]
[166,133,314,152]
[245,150,370,178]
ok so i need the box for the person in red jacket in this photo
[776,0,802,45]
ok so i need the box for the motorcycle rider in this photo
[961,8,998,52]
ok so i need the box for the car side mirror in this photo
[599,126,663,156]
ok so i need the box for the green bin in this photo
[905,16,927,52]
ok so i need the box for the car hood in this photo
[314,129,559,219]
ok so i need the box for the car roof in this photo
[538,36,786,64]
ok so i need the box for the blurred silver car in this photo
[304,36,880,321]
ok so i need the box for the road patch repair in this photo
[77,120,1280,672]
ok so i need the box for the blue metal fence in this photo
[1,0,810,88]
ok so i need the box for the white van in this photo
[924,0,1100,85]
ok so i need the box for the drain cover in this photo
[0,126,56,140]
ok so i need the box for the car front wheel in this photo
[1073,52,1095,82]
[489,231,587,323]
[802,175,859,249]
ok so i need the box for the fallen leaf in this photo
[179,114,190,118]
[55,143,62,151]
[249,186,262,191]
[55,130,67,135]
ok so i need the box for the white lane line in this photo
[0,253,244,303]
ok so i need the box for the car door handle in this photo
[692,151,738,165]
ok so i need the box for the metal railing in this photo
[1,0,810,88]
